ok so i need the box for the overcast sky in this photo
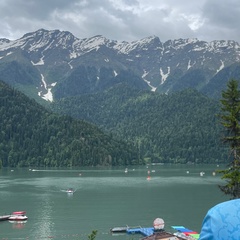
[0,0,240,43]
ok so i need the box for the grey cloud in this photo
[0,0,239,43]
[200,0,240,40]
[0,0,78,19]
[203,0,240,28]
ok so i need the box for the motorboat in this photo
[0,215,10,221]
[8,211,28,221]
[60,188,75,194]
[66,188,74,194]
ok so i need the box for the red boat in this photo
[8,211,28,221]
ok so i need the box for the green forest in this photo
[0,81,141,168]
[0,77,231,168]
[50,83,229,164]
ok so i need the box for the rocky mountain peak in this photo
[0,28,240,102]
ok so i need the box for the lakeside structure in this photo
[111,218,199,239]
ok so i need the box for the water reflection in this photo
[30,194,54,239]
[9,220,27,229]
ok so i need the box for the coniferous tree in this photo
[218,79,240,199]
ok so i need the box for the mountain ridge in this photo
[0,29,240,102]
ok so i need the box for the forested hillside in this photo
[0,81,141,168]
[50,84,228,164]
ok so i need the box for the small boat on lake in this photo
[60,188,75,194]
[66,188,74,194]
[0,215,10,221]
[111,226,128,233]
[8,211,28,221]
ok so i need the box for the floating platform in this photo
[127,227,154,236]
[111,225,154,236]
[142,231,188,240]
[172,226,199,239]
[111,223,200,239]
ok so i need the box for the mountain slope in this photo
[0,80,140,167]
[201,63,240,99]
[50,84,228,164]
[0,29,240,102]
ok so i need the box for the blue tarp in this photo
[172,226,194,232]
[127,227,154,236]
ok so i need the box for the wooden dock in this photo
[142,231,187,240]
[111,224,200,239]
[111,225,155,237]
[112,226,188,240]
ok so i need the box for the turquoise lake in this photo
[0,164,228,240]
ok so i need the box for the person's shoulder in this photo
[199,199,240,240]
[209,199,240,212]
[216,199,240,208]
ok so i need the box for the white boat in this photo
[66,188,74,194]
[60,188,75,194]
[8,211,28,221]
[0,215,10,221]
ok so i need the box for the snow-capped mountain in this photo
[0,28,240,102]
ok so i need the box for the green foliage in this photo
[218,79,240,199]
[218,162,240,199]
[220,79,240,152]
[50,83,228,164]
[87,230,97,240]
[0,81,140,168]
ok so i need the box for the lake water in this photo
[0,164,228,240]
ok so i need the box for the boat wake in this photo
[60,188,76,194]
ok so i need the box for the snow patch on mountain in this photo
[187,60,192,70]
[216,60,225,74]
[0,39,21,50]
[142,70,156,92]
[38,74,55,102]
[68,60,73,69]
[31,56,44,65]
[113,36,159,54]
[160,67,170,84]
[169,38,198,50]
[0,51,13,59]
[71,35,110,55]
[69,51,78,59]
[187,60,196,70]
